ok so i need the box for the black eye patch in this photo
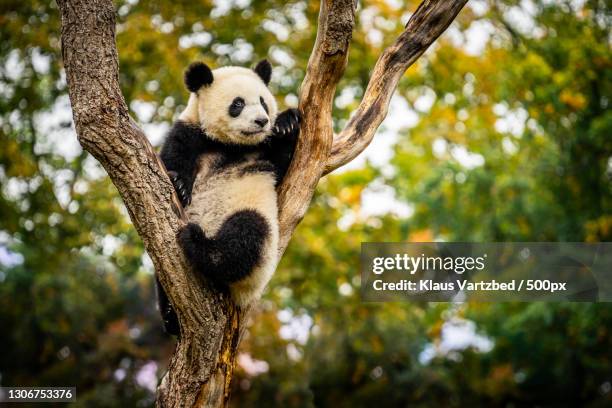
[260,97,269,114]
[229,97,245,117]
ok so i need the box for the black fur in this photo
[160,121,207,206]
[266,108,301,182]
[229,97,245,118]
[185,62,214,92]
[156,109,300,335]
[239,161,277,176]
[260,97,269,114]
[155,279,180,335]
[253,60,272,85]
[179,211,270,286]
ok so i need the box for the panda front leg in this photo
[266,108,301,184]
[178,209,270,290]
[272,108,301,138]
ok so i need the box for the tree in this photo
[55,0,467,406]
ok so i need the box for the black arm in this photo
[160,121,205,206]
[265,108,300,185]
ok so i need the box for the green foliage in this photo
[0,1,610,407]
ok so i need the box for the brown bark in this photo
[277,0,355,254]
[56,0,466,406]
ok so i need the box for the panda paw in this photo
[272,108,301,139]
[168,171,191,207]
[178,222,207,263]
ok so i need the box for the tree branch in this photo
[324,0,469,174]
[277,0,356,254]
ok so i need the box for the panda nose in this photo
[254,117,269,128]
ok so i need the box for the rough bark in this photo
[56,0,466,406]
[277,0,355,254]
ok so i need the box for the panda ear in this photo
[184,62,213,92]
[253,59,272,86]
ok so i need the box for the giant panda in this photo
[156,59,300,335]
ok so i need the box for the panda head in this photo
[178,60,278,145]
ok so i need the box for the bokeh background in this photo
[1,0,611,406]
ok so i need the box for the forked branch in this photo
[325,0,469,174]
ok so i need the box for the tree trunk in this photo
[56,0,467,406]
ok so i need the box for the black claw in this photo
[272,109,301,138]
[167,171,191,207]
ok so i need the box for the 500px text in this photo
[372,279,568,293]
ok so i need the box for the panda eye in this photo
[229,97,245,118]
[260,97,269,114]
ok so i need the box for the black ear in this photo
[253,59,272,86]
[184,62,213,92]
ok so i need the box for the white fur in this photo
[178,93,199,122]
[180,67,278,145]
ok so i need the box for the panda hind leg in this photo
[178,222,209,269]
[178,210,269,288]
